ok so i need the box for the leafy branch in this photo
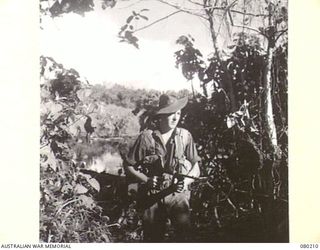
[156,0,207,19]
[134,10,182,33]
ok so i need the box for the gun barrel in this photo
[178,173,199,180]
[163,170,207,181]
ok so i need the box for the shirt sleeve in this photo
[185,131,201,166]
[125,132,148,167]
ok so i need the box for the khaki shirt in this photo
[126,127,201,175]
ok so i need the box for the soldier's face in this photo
[159,110,181,131]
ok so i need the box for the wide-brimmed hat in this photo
[155,94,188,115]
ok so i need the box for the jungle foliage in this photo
[40,0,288,242]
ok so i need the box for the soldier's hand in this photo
[143,155,159,165]
[147,176,161,190]
[172,178,184,193]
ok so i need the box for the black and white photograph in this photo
[39,0,289,243]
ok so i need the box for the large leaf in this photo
[226,116,236,128]
[87,178,100,192]
[76,88,92,102]
[79,172,100,192]
[74,184,88,194]
[100,233,110,242]
[78,194,94,209]
[41,87,51,100]
[139,14,148,21]
[41,100,63,116]
[126,15,134,24]
[61,183,73,194]
[40,146,58,171]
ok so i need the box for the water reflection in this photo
[88,151,123,176]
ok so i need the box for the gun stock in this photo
[137,185,176,210]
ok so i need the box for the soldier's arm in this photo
[184,130,201,187]
[188,162,200,178]
[125,132,150,184]
[125,165,149,183]
[125,165,160,189]
[184,162,200,187]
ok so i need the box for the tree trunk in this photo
[264,32,282,199]
[265,46,277,148]
[190,79,196,98]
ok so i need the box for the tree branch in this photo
[234,188,288,202]
[245,133,264,170]
[133,10,182,33]
[187,0,223,11]
[187,0,207,7]
[156,0,207,20]
[205,5,237,112]
[232,24,266,36]
[117,0,147,9]
[173,0,268,18]
[55,198,79,217]
[188,0,205,7]
[230,9,269,17]
[275,28,288,42]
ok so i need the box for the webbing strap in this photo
[174,128,185,160]
[149,128,189,172]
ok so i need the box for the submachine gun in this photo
[135,154,207,209]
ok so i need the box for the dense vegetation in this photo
[40,0,288,242]
[40,56,191,242]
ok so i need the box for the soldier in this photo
[125,94,201,242]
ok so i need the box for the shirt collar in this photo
[153,128,178,147]
[153,129,162,138]
[153,128,178,138]
[152,130,165,149]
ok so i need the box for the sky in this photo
[40,0,214,92]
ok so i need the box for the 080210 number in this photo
[300,244,319,248]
